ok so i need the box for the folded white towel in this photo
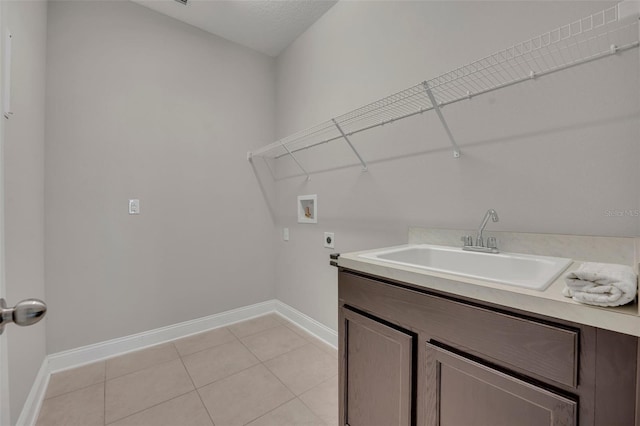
[562,262,638,307]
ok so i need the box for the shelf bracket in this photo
[423,81,461,158]
[282,143,310,181]
[332,119,368,171]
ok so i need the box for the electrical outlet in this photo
[324,232,334,249]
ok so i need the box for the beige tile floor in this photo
[37,314,338,426]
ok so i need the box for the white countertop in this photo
[338,244,640,337]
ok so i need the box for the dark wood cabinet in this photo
[338,269,639,426]
[425,343,577,426]
[340,307,414,426]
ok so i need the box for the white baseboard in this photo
[15,358,49,426]
[275,301,338,349]
[22,299,338,425]
[47,299,278,373]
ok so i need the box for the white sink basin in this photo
[359,244,572,291]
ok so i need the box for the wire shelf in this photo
[249,4,639,170]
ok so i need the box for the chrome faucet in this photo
[462,209,499,253]
[476,209,499,248]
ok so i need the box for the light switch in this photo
[128,199,140,215]
[283,227,289,241]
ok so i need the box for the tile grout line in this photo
[105,356,181,384]
[194,386,218,426]
[174,327,238,359]
[234,335,302,424]
[190,320,289,387]
[240,395,298,426]
[241,391,330,426]
[228,319,283,340]
[295,397,331,426]
[104,389,201,426]
[103,354,194,425]
[282,321,338,357]
[258,342,317,396]
[176,345,218,426]
[235,336,282,373]
[187,336,300,425]
[180,338,262,390]
[194,360,260,390]
[103,343,181,381]
[296,374,339,426]
[179,334,243,363]
[239,325,309,363]
[261,341,339,397]
[40,377,106,404]
[105,387,197,425]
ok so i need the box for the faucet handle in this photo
[486,236,498,249]
[461,235,473,246]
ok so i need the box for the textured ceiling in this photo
[130,0,338,57]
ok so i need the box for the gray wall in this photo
[272,1,640,330]
[45,1,276,353]
[2,0,48,423]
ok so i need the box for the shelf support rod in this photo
[423,81,461,158]
[332,119,368,171]
[282,143,310,181]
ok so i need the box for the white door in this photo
[0,5,47,423]
[0,0,10,421]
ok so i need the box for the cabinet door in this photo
[340,307,414,426]
[425,343,577,426]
